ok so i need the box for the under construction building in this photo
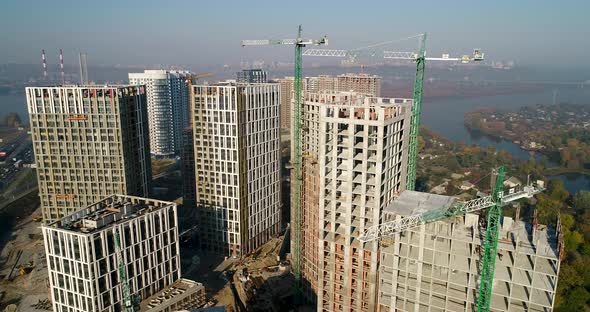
[277,74,381,132]
[293,91,412,311]
[378,191,562,312]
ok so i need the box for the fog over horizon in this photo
[1,0,589,68]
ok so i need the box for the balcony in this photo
[337,138,350,147]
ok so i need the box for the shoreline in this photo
[544,167,590,177]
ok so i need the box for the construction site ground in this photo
[181,235,303,312]
[0,192,50,311]
[0,190,303,312]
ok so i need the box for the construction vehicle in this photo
[19,260,35,275]
[241,25,327,302]
[32,214,42,222]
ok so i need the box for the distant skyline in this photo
[1,0,589,68]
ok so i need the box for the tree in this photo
[536,194,561,225]
[564,231,584,254]
[548,179,569,202]
[556,287,590,312]
[578,211,590,242]
[3,112,22,127]
[526,157,536,174]
[418,136,426,152]
[561,214,575,232]
[574,191,590,212]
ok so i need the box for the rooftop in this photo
[304,91,412,108]
[140,278,205,311]
[383,190,456,217]
[45,195,175,234]
[194,80,278,87]
[27,84,136,89]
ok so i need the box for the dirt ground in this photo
[0,203,50,311]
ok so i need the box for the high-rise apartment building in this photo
[181,127,196,218]
[293,91,412,310]
[336,73,381,96]
[378,191,562,312]
[129,69,190,157]
[190,82,281,256]
[42,195,180,312]
[277,77,295,131]
[277,74,381,131]
[26,86,152,223]
[306,75,337,93]
[237,69,268,83]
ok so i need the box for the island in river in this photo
[464,103,590,173]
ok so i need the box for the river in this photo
[0,93,28,123]
[2,84,589,194]
[421,85,590,195]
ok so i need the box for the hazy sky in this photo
[1,0,589,67]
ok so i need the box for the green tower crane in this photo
[406,33,427,191]
[241,25,327,302]
[114,228,134,312]
[359,166,544,312]
[302,34,484,191]
[477,165,505,311]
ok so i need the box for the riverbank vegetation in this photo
[464,103,590,172]
[417,127,590,310]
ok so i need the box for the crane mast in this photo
[477,166,505,311]
[302,34,484,191]
[406,33,427,191]
[292,25,304,295]
[241,25,327,302]
[114,229,134,312]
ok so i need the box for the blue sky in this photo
[1,0,589,67]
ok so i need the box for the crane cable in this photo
[350,34,424,52]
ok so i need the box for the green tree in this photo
[574,191,590,212]
[536,194,561,225]
[548,179,569,202]
[557,287,590,312]
[578,211,590,241]
[564,231,584,254]
[526,156,536,174]
[418,136,426,152]
[561,214,575,232]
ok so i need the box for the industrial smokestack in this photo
[42,49,47,80]
[60,49,64,84]
[79,53,88,84]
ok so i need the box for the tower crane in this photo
[186,72,213,88]
[305,37,548,312]
[303,33,484,191]
[241,25,327,301]
[358,166,544,312]
[114,228,135,312]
